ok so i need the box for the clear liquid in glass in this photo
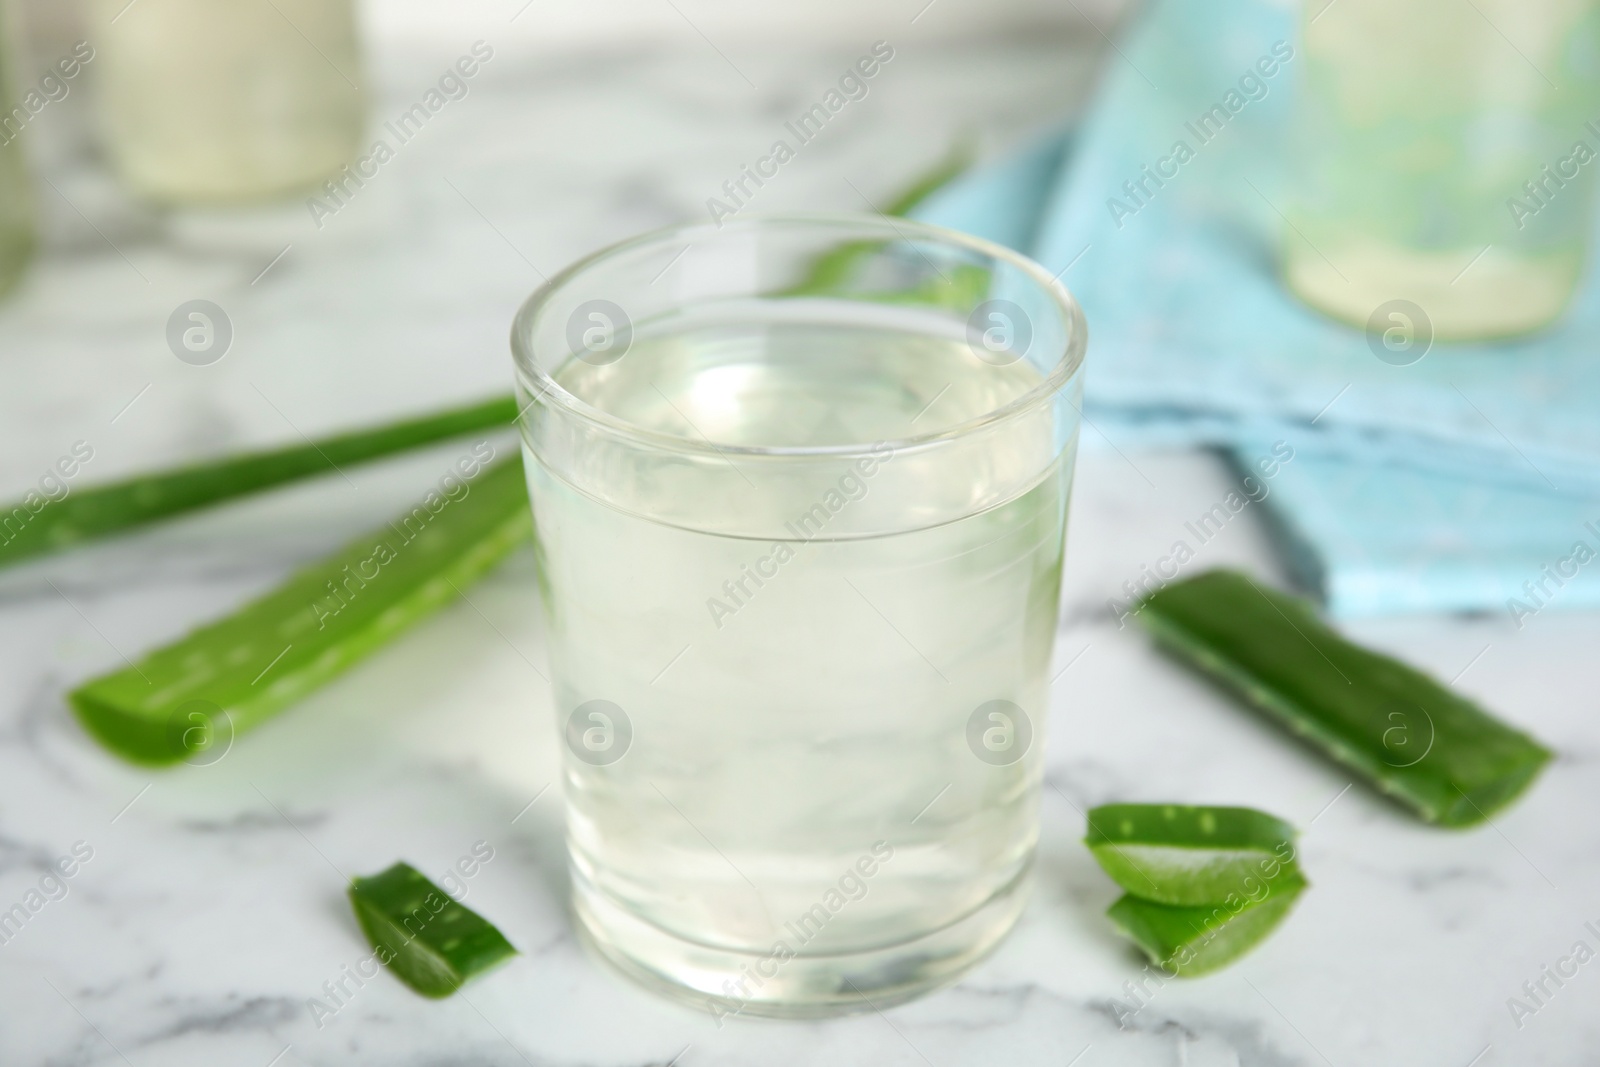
[525,317,1072,1016]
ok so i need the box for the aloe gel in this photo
[90,0,365,202]
[1286,0,1600,338]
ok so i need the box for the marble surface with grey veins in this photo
[2,9,1599,1067]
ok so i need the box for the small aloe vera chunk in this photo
[70,456,531,765]
[0,394,517,570]
[1107,872,1306,977]
[1086,803,1300,906]
[1137,570,1552,828]
[349,862,517,997]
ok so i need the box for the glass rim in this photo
[509,212,1087,459]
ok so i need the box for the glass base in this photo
[1285,236,1581,340]
[112,147,362,206]
[571,862,1032,1020]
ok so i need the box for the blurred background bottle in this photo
[90,0,365,203]
[0,5,37,296]
[1288,0,1600,339]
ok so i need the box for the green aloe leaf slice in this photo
[349,862,517,998]
[69,455,531,765]
[1137,569,1552,828]
[1,394,517,570]
[1085,803,1300,906]
[1106,872,1307,977]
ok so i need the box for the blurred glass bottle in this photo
[91,0,364,203]
[0,5,37,296]
[1287,0,1600,339]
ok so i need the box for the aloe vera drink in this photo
[1286,0,1600,338]
[90,0,364,202]
[513,217,1086,1016]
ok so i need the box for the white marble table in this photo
[2,15,1598,1067]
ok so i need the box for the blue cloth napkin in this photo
[1245,447,1600,618]
[913,0,1600,618]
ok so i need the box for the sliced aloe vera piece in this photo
[1106,872,1306,977]
[1086,803,1299,906]
[1,394,517,570]
[349,862,517,997]
[1137,569,1552,828]
[69,456,531,765]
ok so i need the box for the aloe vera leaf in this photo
[1106,873,1306,977]
[1085,803,1300,906]
[779,142,975,297]
[1137,569,1552,828]
[0,394,518,570]
[883,139,976,217]
[69,455,532,765]
[349,862,517,998]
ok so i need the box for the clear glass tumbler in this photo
[511,215,1086,1017]
[1287,0,1600,338]
[90,0,364,202]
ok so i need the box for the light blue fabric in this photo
[912,0,1600,617]
[1238,446,1600,619]
[913,132,1072,260]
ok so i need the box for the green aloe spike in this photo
[1,394,518,571]
[349,862,517,997]
[1106,873,1307,978]
[1085,803,1301,906]
[1136,570,1552,828]
[70,455,531,765]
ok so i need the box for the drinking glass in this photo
[1287,0,1600,338]
[90,0,364,202]
[511,215,1086,1016]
